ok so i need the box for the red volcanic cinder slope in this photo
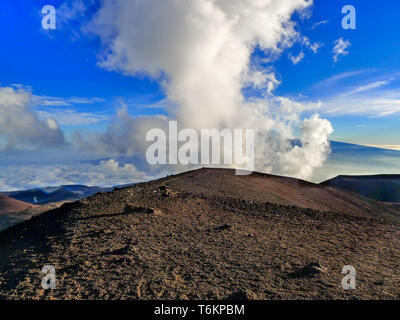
[0,168,399,300]
[160,168,400,219]
[0,194,33,214]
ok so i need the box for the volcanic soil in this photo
[0,168,399,300]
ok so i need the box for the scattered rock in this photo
[124,205,155,214]
[227,289,257,300]
[156,185,180,198]
[289,262,327,278]
[213,224,233,231]
[83,260,92,267]
[1,168,399,300]
[102,245,131,256]
[374,279,385,286]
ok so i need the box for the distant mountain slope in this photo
[61,185,109,196]
[4,188,80,205]
[0,194,33,214]
[313,141,400,183]
[0,194,35,231]
[0,168,399,300]
[3,185,110,205]
[321,175,400,202]
[0,194,66,232]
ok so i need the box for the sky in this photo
[0,0,400,190]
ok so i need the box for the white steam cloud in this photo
[84,0,333,180]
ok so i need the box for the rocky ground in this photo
[0,168,399,300]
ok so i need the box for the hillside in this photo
[0,194,64,232]
[159,169,400,220]
[321,175,400,203]
[0,194,33,214]
[0,194,33,230]
[0,168,399,300]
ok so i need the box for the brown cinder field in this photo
[0,168,399,300]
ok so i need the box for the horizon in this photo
[3,146,400,193]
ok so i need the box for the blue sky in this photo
[0,0,165,133]
[1,0,400,143]
[0,0,400,189]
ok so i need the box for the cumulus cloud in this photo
[0,86,65,152]
[74,103,168,156]
[332,38,351,62]
[278,115,333,179]
[82,0,332,180]
[87,0,312,127]
[98,159,142,176]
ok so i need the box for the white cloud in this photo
[37,108,109,126]
[342,81,388,96]
[288,51,305,64]
[138,98,169,110]
[323,91,400,117]
[311,20,329,30]
[279,115,333,179]
[332,38,351,62]
[33,95,104,107]
[0,159,149,191]
[98,159,141,176]
[313,70,371,89]
[57,0,87,23]
[31,95,107,126]
[56,0,91,38]
[302,36,322,53]
[86,0,313,127]
[242,70,281,93]
[82,0,333,181]
[287,36,321,65]
[0,86,65,152]
[319,74,400,117]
